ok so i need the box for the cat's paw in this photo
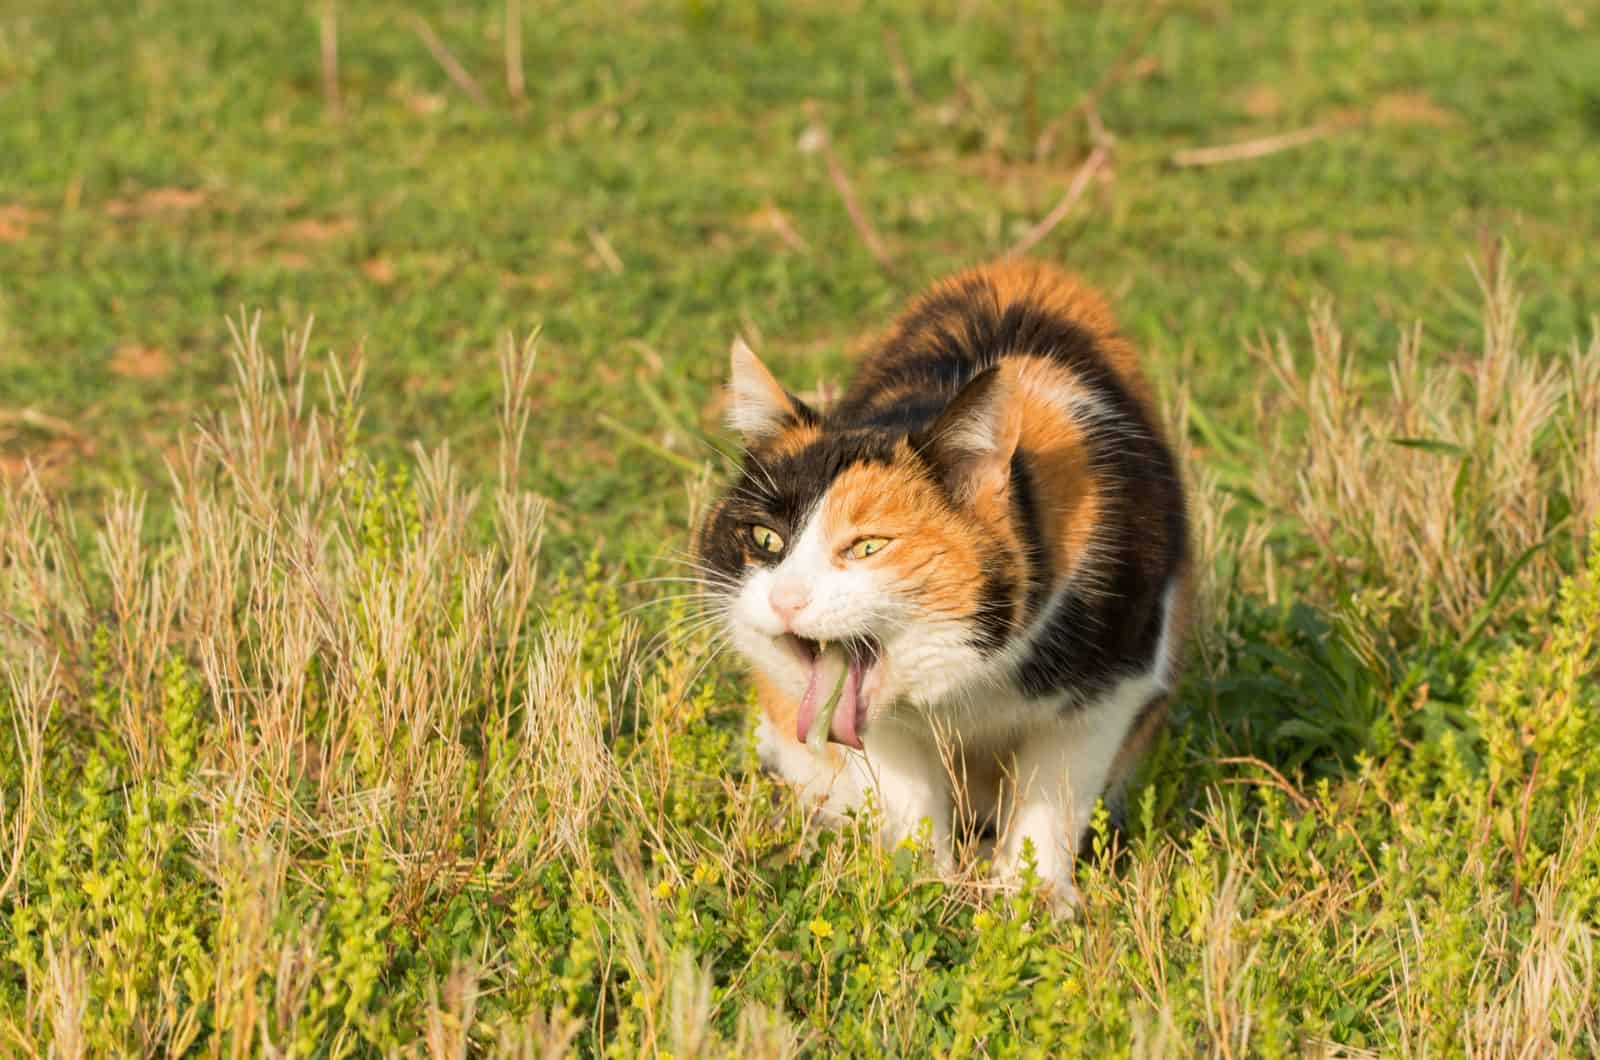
[753,713,872,816]
[1036,877,1080,917]
[995,869,1079,916]
[992,845,1079,916]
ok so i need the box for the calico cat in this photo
[695,260,1190,907]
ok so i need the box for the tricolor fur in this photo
[695,260,1191,906]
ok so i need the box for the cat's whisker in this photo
[647,612,730,644]
[667,639,736,713]
[619,588,729,608]
[650,553,739,581]
[628,575,731,587]
[642,614,733,658]
[616,597,726,623]
[641,608,727,639]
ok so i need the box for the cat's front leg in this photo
[861,720,956,874]
[994,712,1125,912]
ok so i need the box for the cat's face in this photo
[696,341,1025,749]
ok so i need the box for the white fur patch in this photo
[992,584,1179,901]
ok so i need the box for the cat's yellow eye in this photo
[750,525,785,554]
[848,537,891,560]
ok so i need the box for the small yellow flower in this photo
[654,880,674,900]
[809,917,834,940]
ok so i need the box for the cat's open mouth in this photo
[780,635,880,750]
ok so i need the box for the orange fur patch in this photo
[754,670,799,736]
[756,671,851,769]
[853,381,928,417]
[819,455,992,620]
[765,421,823,459]
[970,260,1152,405]
[1002,356,1101,579]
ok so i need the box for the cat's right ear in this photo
[917,366,1020,503]
[726,337,814,443]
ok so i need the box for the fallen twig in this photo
[407,13,490,108]
[803,101,894,272]
[1214,756,1316,814]
[505,0,526,110]
[883,28,918,104]
[1007,145,1108,259]
[586,228,624,275]
[759,205,810,255]
[1172,123,1334,168]
[1083,103,1115,153]
[1035,2,1165,161]
[320,0,341,120]
[0,407,84,439]
[1080,6,1164,111]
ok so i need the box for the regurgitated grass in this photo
[805,642,850,753]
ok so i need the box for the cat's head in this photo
[695,339,1029,749]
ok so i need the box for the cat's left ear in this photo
[726,337,815,443]
[918,366,1021,502]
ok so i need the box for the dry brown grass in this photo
[0,309,847,1054]
[1255,249,1599,632]
[2,281,1598,1053]
[3,325,499,1044]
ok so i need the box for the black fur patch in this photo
[1008,453,1052,624]
[970,559,1017,653]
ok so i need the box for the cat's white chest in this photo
[754,583,1178,907]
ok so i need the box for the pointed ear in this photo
[726,337,813,443]
[918,366,1021,502]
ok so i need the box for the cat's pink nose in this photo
[768,581,811,625]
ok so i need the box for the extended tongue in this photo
[796,643,864,751]
[797,642,847,750]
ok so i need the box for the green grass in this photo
[2,0,1600,1054]
[4,0,1597,554]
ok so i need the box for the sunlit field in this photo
[2,1,1598,1054]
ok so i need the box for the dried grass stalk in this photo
[1256,251,1597,631]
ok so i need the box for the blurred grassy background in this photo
[2,0,1597,562]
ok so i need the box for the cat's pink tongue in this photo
[795,648,864,750]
